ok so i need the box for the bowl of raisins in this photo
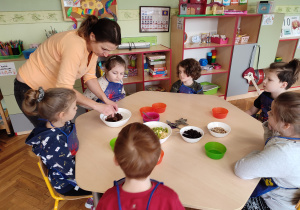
[180,126,204,143]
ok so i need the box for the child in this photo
[235,92,300,210]
[170,58,203,94]
[84,55,126,103]
[23,87,93,208]
[96,122,185,210]
[245,59,300,122]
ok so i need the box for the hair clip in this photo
[37,87,45,102]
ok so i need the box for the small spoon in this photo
[143,112,153,119]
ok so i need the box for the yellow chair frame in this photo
[37,159,92,210]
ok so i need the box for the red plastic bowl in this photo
[157,149,164,165]
[140,106,153,116]
[212,107,228,119]
[143,112,160,122]
[152,103,167,113]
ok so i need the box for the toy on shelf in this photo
[179,0,206,15]
[127,54,138,77]
[206,2,225,15]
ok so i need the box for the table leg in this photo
[92,192,101,207]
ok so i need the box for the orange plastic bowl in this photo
[152,103,167,113]
[140,106,153,116]
[157,149,164,165]
[212,107,228,119]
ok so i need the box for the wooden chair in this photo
[37,158,92,210]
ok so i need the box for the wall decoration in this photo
[61,0,118,21]
[0,11,62,25]
[281,16,300,38]
[139,6,170,33]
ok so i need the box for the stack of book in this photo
[146,53,167,78]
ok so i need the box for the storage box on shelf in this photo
[109,45,172,93]
[171,14,262,99]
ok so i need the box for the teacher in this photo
[14,15,121,127]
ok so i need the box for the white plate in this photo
[207,122,231,138]
[144,121,172,144]
[180,126,204,143]
[100,108,131,128]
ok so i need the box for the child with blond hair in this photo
[96,122,185,210]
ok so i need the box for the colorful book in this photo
[150,69,167,75]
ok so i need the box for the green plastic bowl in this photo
[204,142,227,160]
[110,137,117,151]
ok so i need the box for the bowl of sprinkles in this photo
[180,126,204,143]
[207,122,231,138]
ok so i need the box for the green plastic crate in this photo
[200,82,220,95]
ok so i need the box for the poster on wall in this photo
[281,16,300,38]
[0,62,17,76]
[61,0,118,21]
[139,6,170,33]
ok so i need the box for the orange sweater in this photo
[19,30,97,90]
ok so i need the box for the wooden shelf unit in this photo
[0,90,13,135]
[171,14,262,99]
[110,45,172,92]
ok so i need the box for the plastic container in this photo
[110,137,117,151]
[140,107,153,116]
[212,107,228,119]
[22,48,37,59]
[211,37,229,45]
[205,142,227,160]
[0,53,23,60]
[157,150,164,165]
[143,112,160,122]
[152,103,166,113]
[207,52,212,65]
[200,82,220,95]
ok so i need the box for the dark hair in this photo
[105,55,126,72]
[22,88,76,122]
[77,15,121,45]
[292,189,300,205]
[268,59,300,89]
[272,91,300,133]
[114,122,161,179]
[177,58,201,80]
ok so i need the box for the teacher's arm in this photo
[85,78,118,110]
[74,89,116,116]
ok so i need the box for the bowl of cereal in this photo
[144,121,172,144]
[100,108,131,128]
[207,122,231,138]
[180,126,204,143]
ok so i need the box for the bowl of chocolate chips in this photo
[100,108,132,128]
[180,126,204,143]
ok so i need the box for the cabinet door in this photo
[226,44,257,97]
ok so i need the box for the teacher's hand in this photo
[104,99,118,111]
[95,103,116,116]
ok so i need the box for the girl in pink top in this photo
[14,15,121,127]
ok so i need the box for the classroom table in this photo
[75,91,264,210]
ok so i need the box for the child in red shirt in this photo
[96,122,185,210]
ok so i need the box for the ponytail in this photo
[287,59,300,80]
[77,15,121,45]
[77,15,99,40]
[269,58,300,89]
[22,87,76,122]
